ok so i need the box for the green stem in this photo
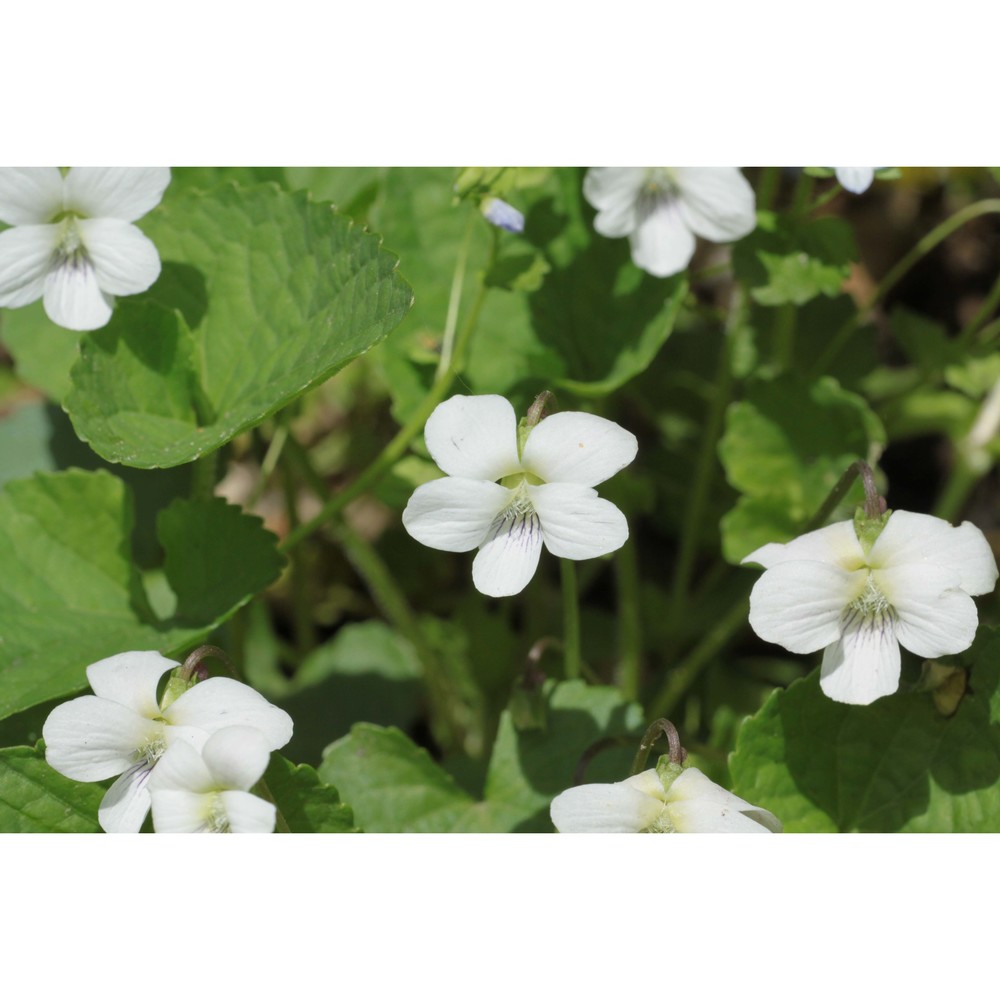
[247,423,290,509]
[282,434,465,749]
[791,171,815,213]
[280,445,314,656]
[561,560,582,681]
[933,458,979,522]
[805,183,844,214]
[190,451,218,502]
[648,597,750,719]
[803,459,878,533]
[281,224,497,554]
[957,267,1000,346]
[812,198,1000,376]
[664,288,745,647]
[756,167,780,212]
[615,539,642,701]
[436,212,477,378]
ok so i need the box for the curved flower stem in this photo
[561,560,582,681]
[663,286,745,652]
[811,198,1000,376]
[804,459,881,532]
[630,718,686,776]
[614,538,642,701]
[281,215,497,554]
[805,183,844,214]
[648,598,750,720]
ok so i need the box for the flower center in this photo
[134,733,168,768]
[485,481,540,545]
[848,575,891,619]
[204,795,231,833]
[51,217,90,271]
[636,168,680,218]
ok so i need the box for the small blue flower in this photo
[481,196,525,234]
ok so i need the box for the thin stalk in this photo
[811,198,1000,376]
[614,539,642,701]
[190,451,218,502]
[281,222,497,553]
[932,458,979,522]
[804,459,880,533]
[280,448,315,656]
[247,423,290,509]
[561,560,582,681]
[957,267,1000,347]
[756,167,780,212]
[648,598,750,719]
[663,287,745,648]
[282,434,465,749]
[436,212,477,378]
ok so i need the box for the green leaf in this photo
[0,469,284,720]
[319,680,644,832]
[733,212,857,307]
[730,627,1000,832]
[65,183,413,468]
[158,497,285,624]
[0,301,80,402]
[320,725,476,833]
[0,744,102,832]
[275,620,424,766]
[719,375,885,562]
[263,753,357,833]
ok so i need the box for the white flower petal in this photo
[530,482,628,560]
[550,782,665,833]
[149,789,212,833]
[629,199,696,277]
[622,767,668,801]
[743,520,864,571]
[99,767,155,834]
[0,224,58,308]
[86,650,177,718]
[402,478,510,552]
[218,790,277,833]
[147,740,213,794]
[471,507,543,597]
[870,511,999,596]
[43,697,161,781]
[424,395,522,481]
[835,168,875,194]
[0,167,64,225]
[583,168,645,237]
[162,678,293,750]
[667,797,779,833]
[820,612,901,705]
[63,167,171,223]
[43,258,114,331]
[201,727,271,791]
[748,560,864,654]
[877,564,980,657]
[521,411,638,487]
[676,167,757,242]
[77,218,162,295]
[665,767,782,832]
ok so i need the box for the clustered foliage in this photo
[0,165,997,833]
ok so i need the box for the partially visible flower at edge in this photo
[834,167,877,194]
[481,196,525,234]
[148,726,276,834]
[582,167,756,278]
[550,763,781,833]
[42,650,293,833]
[0,166,170,331]
[402,394,638,598]
[743,511,998,706]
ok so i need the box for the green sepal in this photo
[853,506,892,554]
[655,756,684,792]
[159,670,198,712]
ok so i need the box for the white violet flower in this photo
[0,166,170,331]
[402,394,637,598]
[582,167,756,278]
[43,650,293,833]
[743,512,999,706]
[148,726,277,834]
[834,167,876,194]
[551,764,782,833]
